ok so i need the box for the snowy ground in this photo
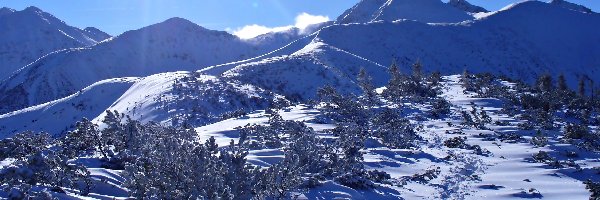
[189,75,598,199]
[2,75,597,199]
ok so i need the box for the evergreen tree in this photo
[357,67,378,106]
[385,60,403,102]
[412,60,423,82]
[62,118,108,159]
[579,77,586,97]
[557,74,568,91]
[537,74,553,93]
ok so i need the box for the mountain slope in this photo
[336,0,474,24]
[220,1,600,101]
[0,17,288,114]
[0,77,139,138]
[550,0,595,13]
[447,0,489,13]
[83,27,112,42]
[94,72,279,126]
[0,7,109,80]
[223,42,389,100]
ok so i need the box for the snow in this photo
[0,17,316,114]
[1,0,600,198]
[336,0,474,24]
[0,6,109,81]
[2,74,599,199]
[447,0,489,13]
[550,0,595,14]
[0,77,139,138]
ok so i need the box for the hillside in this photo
[0,6,110,81]
[217,1,600,101]
[336,0,474,24]
[0,17,305,114]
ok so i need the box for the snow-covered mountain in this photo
[0,7,110,81]
[550,0,595,13]
[0,7,15,16]
[215,0,600,101]
[0,77,139,137]
[336,0,474,24]
[1,0,599,134]
[83,27,112,42]
[447,0,489,13]
[0,17,299,114]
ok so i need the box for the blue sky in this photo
[1,0,599,37]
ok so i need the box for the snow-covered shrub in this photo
[532,151,553,163]
[461,103,492,129]
[584,180,600,200]
[0,131,52,161]
[383,61,439,103]
[428,98,451,119]
[60,118,107,159]
[253,157,304,199]
[444,137,468,149]
[122,128,240,199]
[371,108,421,149]
[531,130,548,147]
[219,109,247,120]
[497,133,523,143]
[335,171,374,189]
[318,86,370,126]
[357,67,379,106]
[408,167,441,184]
[0,151,92,197]
[563,123,590,140]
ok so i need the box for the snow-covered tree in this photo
[61,118,107,159]
[537,74,553,93]
[372,108,420,149]
[357,67,379,106]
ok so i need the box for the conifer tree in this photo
[357,67,378,106]
[412,60,423,82]
[385,60,403,102]
[557,74,568,91]
[537,74,553,93]
[579,77,586,97]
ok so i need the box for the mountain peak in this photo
[447,0,489,13]
[0,7,16,15]
[84,27,112,42]
[23,6,44,13]
[336,0,474,24]
[550,0,595,14]
[161,17,197,26]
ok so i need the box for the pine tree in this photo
[62,118,108,159]
[537,74,553,93]
[412,60,423,82]
[557,74,568,91]
[579,77,586,97]
[385,60,403,102]
[357,67,378,106]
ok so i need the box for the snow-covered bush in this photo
[530,130,548,147]
[372,108,421,149]
[318,86,370,126]
[428,98,451,119]
[383,61,439,103]
[563,123,590,140]
[0,150,92,197]
[0,131,52,161]
[60,118,107,159]
[584,180,600,200]
[461,103,492,129]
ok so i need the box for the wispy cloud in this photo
[231,12,330,39]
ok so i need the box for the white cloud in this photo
[294,12,329,29]
[232,12,330,39]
